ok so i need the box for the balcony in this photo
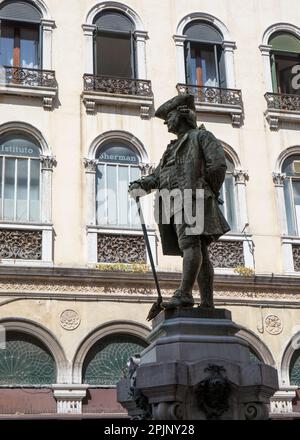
[265,92,300,129]
[0,66,57,109]
[82,74,154,118]
[176,83,244,127]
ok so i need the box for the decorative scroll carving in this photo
[83,158,98,172]
[97,234,147,264]
[83,74,153,97]
[208,240,244,268]
[293,245,300,272]
[4,66,57,88]
[196,365,231,420]
[272,172,286,186]
[244,402,269,420]
[177,83,243,107]
[233,169,249,184]
[265,92,300,112]
[0,229,42,260]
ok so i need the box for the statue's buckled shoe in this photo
[163,289,194,309]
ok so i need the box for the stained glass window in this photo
[83,334,147,386]
[290,349,300,386]
[0,332,56,386]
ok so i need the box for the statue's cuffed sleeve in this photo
[199,130,227,195]
[136,164,161,194]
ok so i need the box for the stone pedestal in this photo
[117,308,279,420]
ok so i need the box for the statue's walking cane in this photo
[135,196,163,321]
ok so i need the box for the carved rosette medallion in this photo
[264,314,283,335]
[60,309,81,331]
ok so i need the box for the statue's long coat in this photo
[139,127,230,255]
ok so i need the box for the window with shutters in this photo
[184,21,226,89]
[269,32,300,95]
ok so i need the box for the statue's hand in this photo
[128,181,144,199]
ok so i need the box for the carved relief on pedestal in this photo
[60,309,81,330]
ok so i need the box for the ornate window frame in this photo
[274,146,300,274]
[174,13,242,126]
[0,0,56,109]
[82,2,153,116]
[0,122,55,266]
[84,130,157,266]
[261,23,300,129]
[213,142,254,274]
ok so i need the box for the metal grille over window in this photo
[293,245,300,271]
[0,133,41,222]
[0,332,56,386]
[97,234,146,264]
[208,240,244,268]
[83,334,147,386]
[0,229,42,260]
[290,349,300,386]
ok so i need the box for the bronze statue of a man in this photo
[129,94,230,309]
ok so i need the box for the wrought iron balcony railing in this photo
[265,92,300,112]
[2,66,57,88]
[176,83,243,107]
[83,74,153,97]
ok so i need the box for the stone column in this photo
[259,45,273,92]
[84,159,98,265]
[233,169,249,231]
[82,24,97,74]
[134,30,148,79]
[222,41,236,88]
[40,155,56,223]
[84,158,98,226]
[41,19,55,70]
[173,35,187,84]
[273,172,288,235]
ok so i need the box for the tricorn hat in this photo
[155,94,196,120]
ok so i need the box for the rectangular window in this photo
[95,31,134,78]
[96,163,141,228]
[185,42,224,88]
[0,21,39,69]
[0,156,40,222]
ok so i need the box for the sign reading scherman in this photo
[96,143,140,165]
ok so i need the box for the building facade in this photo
[0,0,299,417]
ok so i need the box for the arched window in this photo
[289,349,300,386]
[96,141,141,228]
[93,10,136,78]
[282,154,300,236]
[219,155,237,231]
[83,334,147,386]
[184,21,226,88]
[0,132,41,222]
[0,1,42,69]
[269,32,300,95]
[0,331,56,386]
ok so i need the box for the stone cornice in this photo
[0,267,299,297]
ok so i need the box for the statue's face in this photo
[164,110,181,134]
